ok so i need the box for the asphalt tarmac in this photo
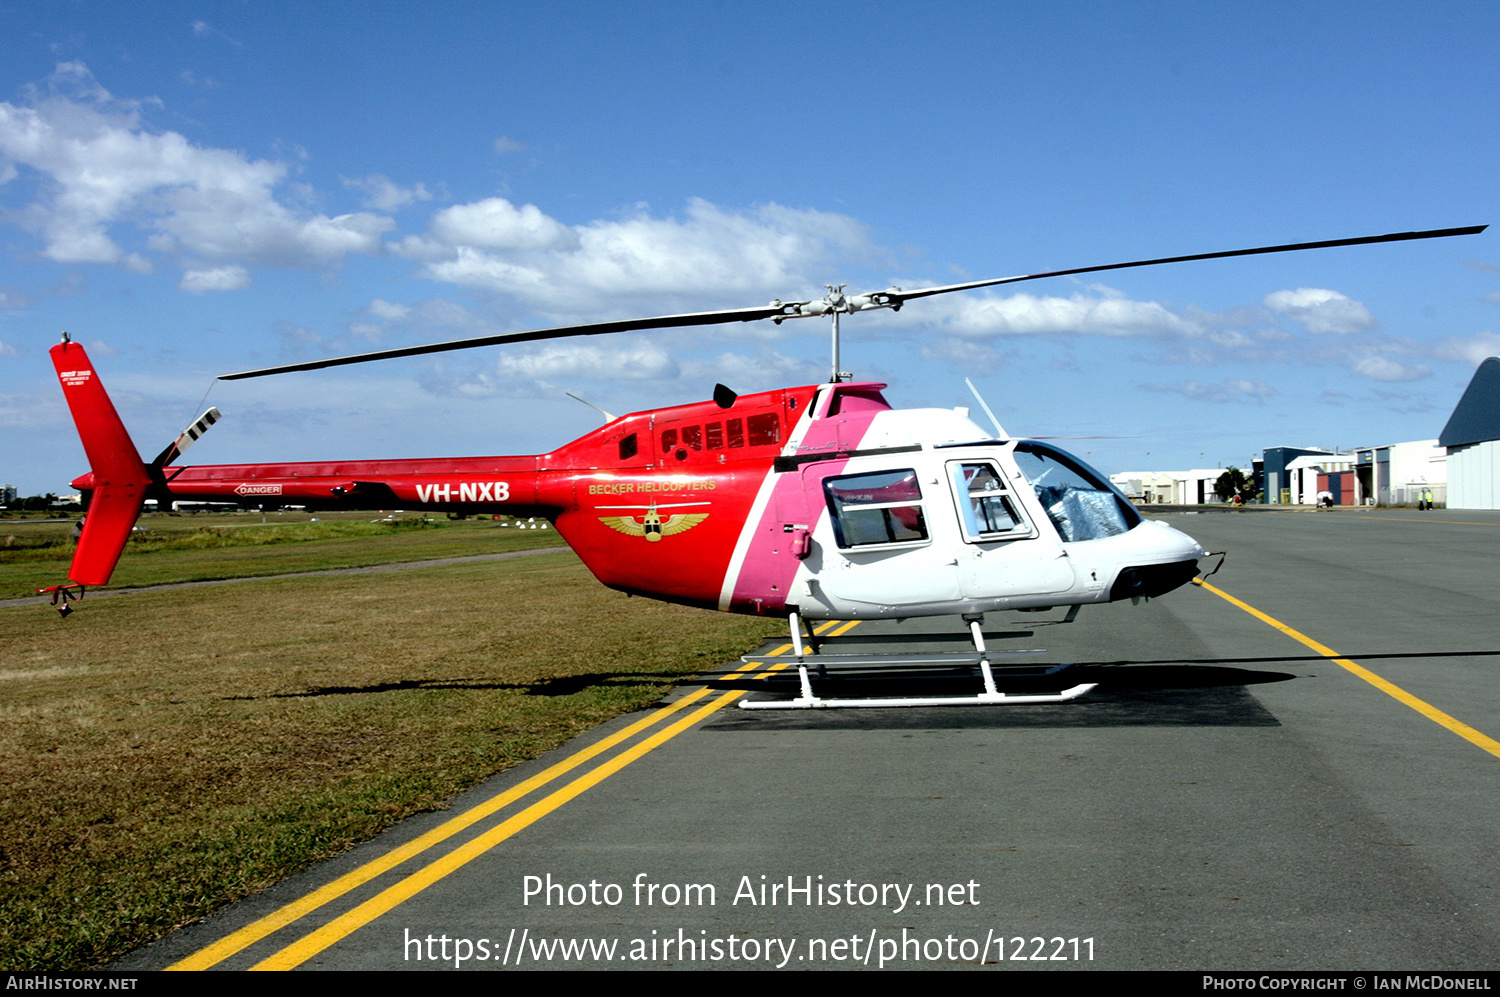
[118,508,1500,971]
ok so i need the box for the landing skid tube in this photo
[738,612,1097,710]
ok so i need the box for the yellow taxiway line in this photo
[1194,579,1500,761]
[252,686,749,969]
[170,620,849,971]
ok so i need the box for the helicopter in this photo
[41,224,1486,708]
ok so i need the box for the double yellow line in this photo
[170,620,854,971]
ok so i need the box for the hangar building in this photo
[1252,440,1445,507]
[1351,440,1445,506]
[1259,447,1332,504]
[1111,469,1229,505]
[1440,357,1500,509]
[1284,452,1355,505]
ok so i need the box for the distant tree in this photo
[1214,468,1249,503]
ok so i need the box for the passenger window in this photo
[706,422,724,450]
[682,425,703,451]
[661,428,678,452]
[824,469,928,548]
[726,418,745,448]
[949,462,1027,542]
[747,413,780,446]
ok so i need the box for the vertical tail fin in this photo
[49,337,150,587]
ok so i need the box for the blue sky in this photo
[2,1,1497,493]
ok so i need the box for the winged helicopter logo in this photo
[596,500,709,542]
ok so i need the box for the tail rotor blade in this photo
[151,407,221,468]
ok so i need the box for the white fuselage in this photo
[777,409,1205,620]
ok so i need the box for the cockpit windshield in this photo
[1013,442,1140,542]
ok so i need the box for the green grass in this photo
[0,512,563,598]
[0,538,783,969]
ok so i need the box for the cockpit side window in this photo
[824,469,929,548]
[948,461,1030,542]
[1013,443,1140,542]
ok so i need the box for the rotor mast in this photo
[830,307,841,383]
[828,286,846,382]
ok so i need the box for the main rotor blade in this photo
[883,225,1488,304]
[219,224,1485,380]
[218,303,792,380]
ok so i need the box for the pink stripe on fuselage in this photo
[726,388,887,615]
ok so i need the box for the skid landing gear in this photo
[738,611,1096,710]
[37,583,85,618]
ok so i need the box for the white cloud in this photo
[353,296,486,346]
[191,21,242,47]
[45,61,112,103]
[153,196,391,265]
[0,340,18,357]
[930,290,1202,338]
[920,337,1008,374]
[366,299,411,322]
[0,388,64,429]
[400,196,875,316]
[493,136,524,155]
[274,320,324,360]
[1351,356,1431,382]
[1432,331,1500,368]
[415,245,549,292]
[411,338,822,402]
[343,295,514,352]
[494,343,680,382]
[1370,388,1438,416]
[1206,329,1255,348]
[1264,287,1376,335]
[678,350,824,391]
[427,197,575,252]
[0,63,391,271]
[412,342,680,400]
[179,264,249,292]
[1141,378,1274,404]
[342,174,432,212]
[0,288,33,311]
